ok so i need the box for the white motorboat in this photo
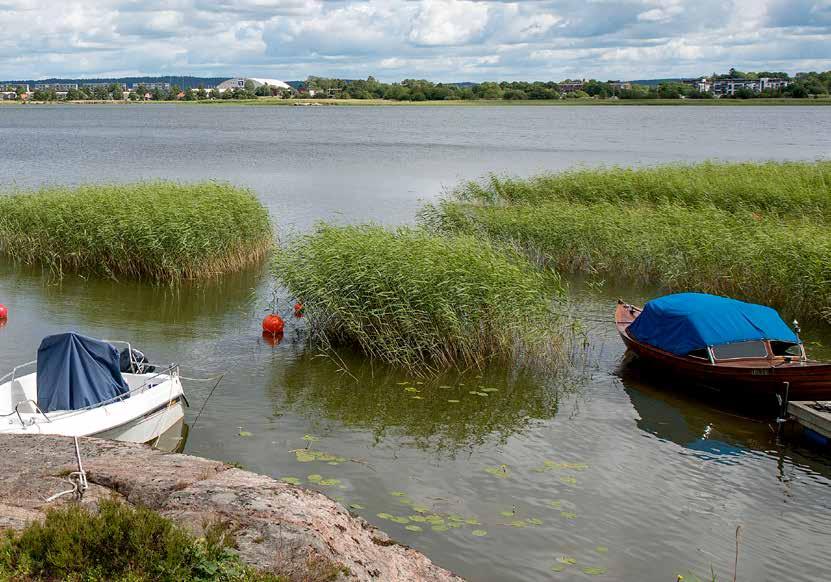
[0,333,186,443]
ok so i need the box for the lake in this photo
[2,104,831,581]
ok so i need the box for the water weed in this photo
[0,181,272,282]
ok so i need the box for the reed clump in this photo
[0,181,272,282]
[274,224,570,375]
[454,161,831,219]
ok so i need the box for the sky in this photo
[1,0,830,82]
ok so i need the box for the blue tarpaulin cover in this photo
[37,332,129,412]
[627,293,799,356]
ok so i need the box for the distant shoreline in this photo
[3,97,831,107]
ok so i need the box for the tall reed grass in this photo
[0,181,272,282]
[423,200,831,320]
[454,161,831,219]
[274,224,571,375]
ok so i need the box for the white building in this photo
[215,78,291,93]
[712,77,790,96]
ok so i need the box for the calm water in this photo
[2,105,831,581]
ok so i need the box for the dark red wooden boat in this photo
[616,294,831,402]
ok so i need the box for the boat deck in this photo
[789,401,831,445]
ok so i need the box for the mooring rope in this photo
[186,373,226,431]
[46,436,88,503]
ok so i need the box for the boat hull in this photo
[616,303,831,402]
[93,398,185,444]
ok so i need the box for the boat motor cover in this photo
[627,293,799,356]
[36,332,130,412]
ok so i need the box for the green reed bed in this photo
[454,161,831,219]
[0,181,272,282]
[423,201,831,321]
[274,224,571,375]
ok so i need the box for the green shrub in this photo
[424,200,831,321]
[0,499,282,581]
[0,181,272,282]
[453,161,831,219]
[274,224,570,374]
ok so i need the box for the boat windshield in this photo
[712,341,768,360]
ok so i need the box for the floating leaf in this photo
[560,512,577,520]
[447,399,461,404]
[471,529,488,537]
[526,518,543,526]
[377,513,393,520]
[349,504,365,510]
[485,465,509,479]
[302,434,319,442]
[476,392,489,397]
[391,516,410,524]
[595,546,608,554]
[405,525,423,532]
[556,556,577,565]
[412,505,430,513]
[411,396,424,400]
[396,382,409,385]
[468,391,479,395]
[390,491,407,497]
[431,524,449,532]
[398,498,414,506]
[547,500,562,509]
[499,510,515,517]
[448,522,463,529]
[404,387,419,393]
[318,478,341,486]
[560,476,577,486]
[448,514,464,522]
[280,477,301,485]
[583,566,607,576]
[426,515,445,525]
[551,564,567,572]
[238,431,252,437]
[481,387,499,392]
[509,520,527,528]
[307,474,322,482]
[409,515,427,523]
[465,518,480,525]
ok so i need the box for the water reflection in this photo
[275,350,585,455]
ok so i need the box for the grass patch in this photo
[0,181,272,282]
[274,224,571,375]
[423,163,831,322]
[0,499,282,581]
[451,161,831,220]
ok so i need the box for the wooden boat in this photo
[615,293,831,402]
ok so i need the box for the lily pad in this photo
[307,474,322,482]
[475,392,489,397]
[560,511,577,520]
[484,466,509,479]
[391,516,410,524]
[409,515,427,523]
[509,520,527,528]
[426,515,445,524]
[238,431,252,437]
[431,524,449,532]
[583,566,607,575]
[481,387,499,392]
[526,518,543,526]
[447,522,463,529]
[280,477,301,485]
[465,518,480,525]
[412,505,430,513]
[349,504,365,510]
[560,476,577,486]
[556,556,577,565]
[448,514,465,522]
[551,564,567,572]
[318,478,341,486]
[411,396,424,400]
[390,491,407,497]
[447,399,461,404]
[376,513,393,520]
[404,386,419,393]
[471,529,488,537]
[405,525,423,532]
[547,500,562,509]
[468,391,479,395]
[595,546,608,554]
[499,510,515,517]
[302,434,319,442]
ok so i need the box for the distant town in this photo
[2,69,830,102]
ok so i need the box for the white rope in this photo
[46,436,88,503]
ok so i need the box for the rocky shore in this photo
[0,434,462,581]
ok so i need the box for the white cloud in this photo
[0,0,829,81]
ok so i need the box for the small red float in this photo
[262,313,285,335]
[262,330,284,347]
[0,304,7,319]
[293,303,304,318]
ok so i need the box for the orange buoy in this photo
[262,313,285,335]
[0,304,7,319]
[293,303,304,318]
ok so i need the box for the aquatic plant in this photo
[0,181,272,282]
[451,161,831,220]
[423,200,831,321]
[0,499,282,581]
[274,224,571,374]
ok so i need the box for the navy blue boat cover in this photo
[37,333,130,412]
[627,293,799,356]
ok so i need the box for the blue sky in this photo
[1,0,830,81]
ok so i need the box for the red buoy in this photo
[293,303,304,318]
[0,304,7,319]
[262,331,284,347]
[262,313,284,335]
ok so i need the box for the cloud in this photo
[0,0,829,81]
